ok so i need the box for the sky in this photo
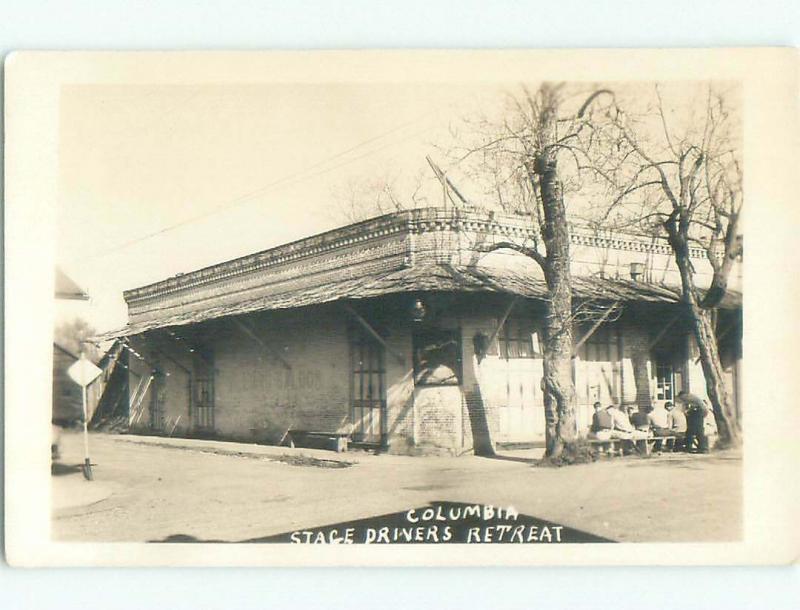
[57,82,506,332]
[56,80,737,333]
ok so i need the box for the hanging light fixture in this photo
[630,262,645,281]
[409,296,426,322]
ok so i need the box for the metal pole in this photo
[82,381,93,480]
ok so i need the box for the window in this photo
[413,329,461,386]
[655,363,674,401]
[654,356,683,402]
[495,319,537,360]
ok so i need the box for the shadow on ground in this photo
[622,452,742,470]
[51,462,83,476]
[477,453,541,465]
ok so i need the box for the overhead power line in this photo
[79,111,438,262]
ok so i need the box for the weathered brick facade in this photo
[113,208,741,454]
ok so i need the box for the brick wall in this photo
[123,292,738,453]
[211,308,351,443]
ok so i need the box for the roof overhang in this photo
[92,262,741,342]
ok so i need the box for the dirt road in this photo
[52,431,741,543]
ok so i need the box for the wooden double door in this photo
[483,356,545,443]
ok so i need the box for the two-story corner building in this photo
[97,208,742,455]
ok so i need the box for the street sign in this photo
[66,354,102,481]
[68,356,102,387]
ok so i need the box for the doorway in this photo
[149,370,166,432]
[349,326,386,445]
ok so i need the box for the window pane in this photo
[517,322,532,357]
[498,336,508,360]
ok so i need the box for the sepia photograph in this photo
[4,49,798,567]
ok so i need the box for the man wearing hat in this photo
[676,391,709,453]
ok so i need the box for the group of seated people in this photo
[588,391,715,454]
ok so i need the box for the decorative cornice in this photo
[124,207,710,303]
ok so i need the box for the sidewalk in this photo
[109,433,548,465]
[111,433,390,465]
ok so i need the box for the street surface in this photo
[52,431,741,543]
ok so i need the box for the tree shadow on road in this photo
[476,453,541,465]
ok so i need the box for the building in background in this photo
[53,268,91,425]
[53,268,128,430]
[97,208,742,454]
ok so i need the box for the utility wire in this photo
[79,112,438,262]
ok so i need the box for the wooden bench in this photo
[587,438,629,456]
[587,435,677,456]
[286,430,349,453]
[646,435,677,455]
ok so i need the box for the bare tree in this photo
[577,83,743,447]
[450,83,614,458]
[332,168,430,223]
[55,317,101,362]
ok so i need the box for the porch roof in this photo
[92,262,741,341]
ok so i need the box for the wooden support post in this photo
[647,313,681,350]
[169,415,182,437]
[572,301,622,357]
[481,296,519,358]
[130,375,154,426]
[341,303,405,364]
[231,318,292,370]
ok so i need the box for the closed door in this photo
[496,357,544,442]
[193,376,215,431]
[350,328,386,444]
[484,320,545,443]
[149,372,166,431]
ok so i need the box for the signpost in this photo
[67,353,103,481]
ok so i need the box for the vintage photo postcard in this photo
[4,49,799,566]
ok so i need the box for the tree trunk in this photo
[667,224,741,448]
[689,303,740,447]
[537,142,577,458]
[541,304,577,458]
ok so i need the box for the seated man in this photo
[589,402,614,440]
[666,400,687,449]
[630,406,651,432]
[648,402,672,436]
[612,404,647,439]
[610,404,648,455]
